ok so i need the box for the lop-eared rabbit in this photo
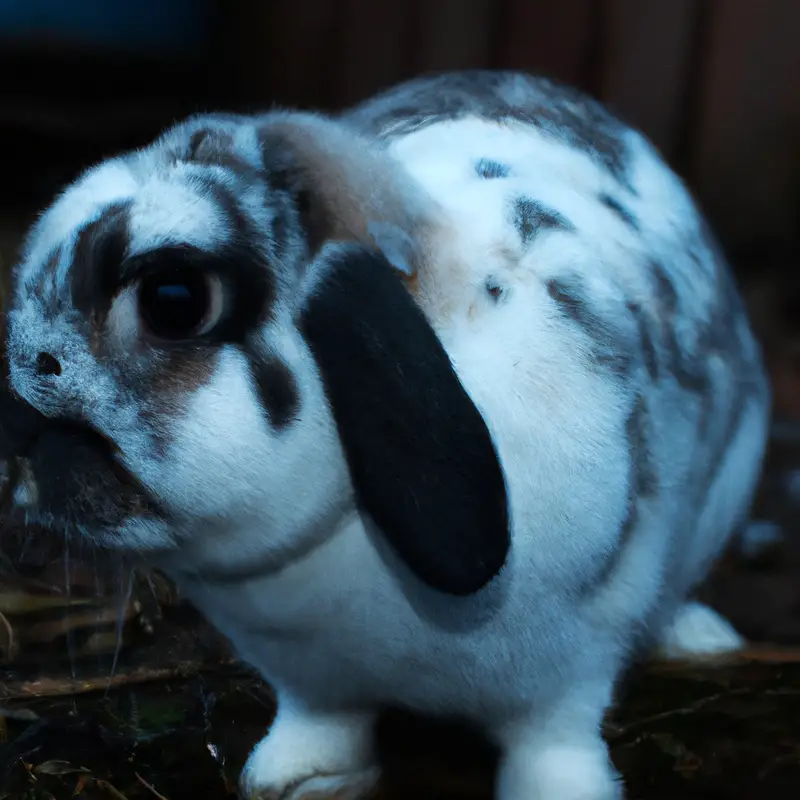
[2,71,769,799]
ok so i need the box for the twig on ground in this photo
[135,772,171,800]
[0,659,241,701]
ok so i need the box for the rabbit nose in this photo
[35,352,62,377]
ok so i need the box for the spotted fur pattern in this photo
[3,71,770,799]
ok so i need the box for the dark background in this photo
[1,0,798,252]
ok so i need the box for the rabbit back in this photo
[341,70,770,639]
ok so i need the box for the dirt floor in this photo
[1,617,800,800]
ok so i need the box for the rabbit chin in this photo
[8,422,176,553]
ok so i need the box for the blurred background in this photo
[1,0,798,253]
[0,2,799,798]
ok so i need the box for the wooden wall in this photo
[217,0,800,251]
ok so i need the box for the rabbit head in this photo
[2,111,510,596]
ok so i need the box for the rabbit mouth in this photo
[0,367,163,537]
[1,417,163,538]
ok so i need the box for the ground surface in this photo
[2,644,800,800]
[0,548,800,800]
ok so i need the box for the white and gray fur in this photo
[3,71,770,800]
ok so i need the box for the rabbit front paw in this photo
[497,738,622,800]
[249,771,381,800]
[240,705,378,800]
[493,682,622,800]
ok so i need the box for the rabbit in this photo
[2,70,770,800]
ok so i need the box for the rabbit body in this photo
[4,72,769,799]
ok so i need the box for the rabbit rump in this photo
[3,71,769,800]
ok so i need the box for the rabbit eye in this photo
[137,267,224,341]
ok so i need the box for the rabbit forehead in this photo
[22,159,138,271]
[18,160,237,306]
[127,175,233,252]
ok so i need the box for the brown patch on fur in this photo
[122,347,218,459]
[154,351,216,395]
[258,115,418,247]
[256,113,461,304]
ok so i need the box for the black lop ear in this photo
[299,245,510,596]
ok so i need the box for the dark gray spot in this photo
[580,394,656,596]
[199,177,270,257]
[475,158,510,179]
[627,301,659,380]
[513,197,572,245]
[245,350,300,430]
[183,125,261,181]
[627,395,658,498]
[70,201,133,320]
[650,261,678,314]
[647,261,709,398]
[485,278,505,302]
[187,127,233,161]
[547,278,588,323]
[546,278,631,376]
[599,193,639,230]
